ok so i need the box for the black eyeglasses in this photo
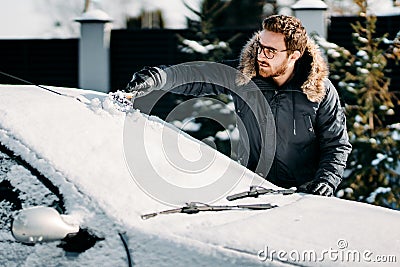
[256,39,290,59]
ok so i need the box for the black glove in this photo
[125,66,166,97]
[298,180,334,197]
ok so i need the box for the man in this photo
[122,15,352,196]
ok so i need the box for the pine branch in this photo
[182,0,203,19]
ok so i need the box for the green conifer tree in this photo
[172,0,242,158]
[314,0,400,209]
[177,0,235,62]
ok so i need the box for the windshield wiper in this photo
[141,202,277,220]
[226,186,296,201]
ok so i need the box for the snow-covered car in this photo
[1,84,399,266]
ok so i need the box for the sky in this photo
[0,84,399,265]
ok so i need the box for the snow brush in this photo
[0,70,89,104]
[108,90,138,112]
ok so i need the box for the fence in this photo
[0,15,399,101]
[0,39,78,88]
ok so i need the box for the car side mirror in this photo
[12,206,79,244]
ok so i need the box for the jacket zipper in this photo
[273,90,279,180]
[306,115,314,133]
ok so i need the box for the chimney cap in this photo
[292,0,328,11]
[75,9,112,23]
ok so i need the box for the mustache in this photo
[257,60,269,66]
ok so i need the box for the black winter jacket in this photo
[159,35,352,190]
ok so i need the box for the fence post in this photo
[75,10,112,93]
[291,0,328,38]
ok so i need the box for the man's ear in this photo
[290,50,301,62]
[288,50,301,67]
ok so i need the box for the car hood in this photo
[1,85,399,266]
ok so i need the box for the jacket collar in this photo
[236,32,328,103]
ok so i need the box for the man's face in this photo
[257,30,290,78]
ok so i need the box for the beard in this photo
[257,59,288,78]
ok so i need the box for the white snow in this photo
[215,130,231,141]
[354,115,363,122]
[182,39,209,54]
[356,50,368,57]
[371,153,387,166]
[181,39,231,55]
[172,117,202,132]
[0,84,400,266]
[216,127,239,142]
[358,68,370,74]
[0,0,203,38]
[366,187,392,203]
[328,50,341,58]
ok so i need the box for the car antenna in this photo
[0,70,88,103]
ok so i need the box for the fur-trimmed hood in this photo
[236,32,328,103]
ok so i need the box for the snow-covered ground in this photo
[0,84,400,266]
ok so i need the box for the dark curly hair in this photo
[262,15,308,56]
